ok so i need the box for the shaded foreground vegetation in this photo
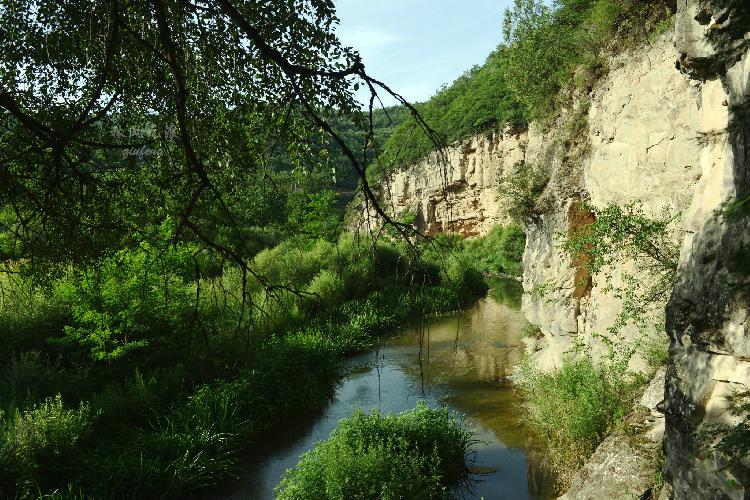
[276,403,471,499]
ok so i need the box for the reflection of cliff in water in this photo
[220,282,555,499]
[393,296,526,386]
[388,291,555,497]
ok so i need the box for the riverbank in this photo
[0,232,503,498]
[217,285,555,499]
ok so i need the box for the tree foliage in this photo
[375,49,526,172]
[0,0,431,277]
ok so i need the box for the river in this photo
[221,280,555,499]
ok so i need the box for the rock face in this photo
[522,30,716,371]
[524,1,749,497]
[560,372,668,500]
[365,1,748,496]
[663,1,750,498]
[356,129,528,237]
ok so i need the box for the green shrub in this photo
[520,323,542,340]
[254,239,336,287]
[501,0,641,121]
[462,225,526,276]
[0,395,95,496]
[306,270,346,308]
[275,403,471,499]
[563,201,679,335]
[287,189,342,241]
[499,162,550,224]
[0,273,70,364]
[97,331,342,497]
[53,236,196,361]
[641,334,669,368]
[517,355,641,486]
[0,352,66,412]
[101,414,238,497]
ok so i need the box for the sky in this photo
[334,0,513,107]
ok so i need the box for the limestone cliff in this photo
[523,1,750,495]
[366,1,748,496]
[356,129,527,236]
[663,1,749,498]
[523,28,733,367]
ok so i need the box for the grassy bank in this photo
[0,227,508,498]
[515,354,646,487]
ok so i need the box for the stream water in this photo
[221,281,555,499]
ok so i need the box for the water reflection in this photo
[220,282,554,499]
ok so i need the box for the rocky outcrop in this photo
[356,129,529,237]
[522,30,715,371]
[526,1,749,497]
[663,1,750,498]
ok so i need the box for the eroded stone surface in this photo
[522,32,719,371]
[560,370,667,500]
[559,435,658,500]
[354,128,530,237]
[663,1,750,498]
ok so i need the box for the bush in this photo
[306,270,346,308]
[462,225,526,276]
[53,236,196,361]
[517,355,641,486]
[254,239,336,287]
[498,162,550,224]
[501,0,642,121]
[0,395,94,496]
[275,403,471,499]
[97,331,342,497]
[563,201,679,335]
[0,273,70,365]
[0,352,66,412]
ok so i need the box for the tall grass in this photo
[275,403,471,499]
[516,354,644,488]
[0,395,95,497]
[0,226,505,497]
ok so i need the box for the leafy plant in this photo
[517,350,642,488]
[0,395,95,496]
[703,389,750,479]
[498,162,550,224]
[462,225,526,276]
[563,201,679,336]
[275,403,471,499]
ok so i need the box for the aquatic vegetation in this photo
[275,403,472,500]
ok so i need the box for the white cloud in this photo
[336,25,404,56]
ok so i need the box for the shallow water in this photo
[222,285,555,499]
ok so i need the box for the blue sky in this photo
[334,0,513,107]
